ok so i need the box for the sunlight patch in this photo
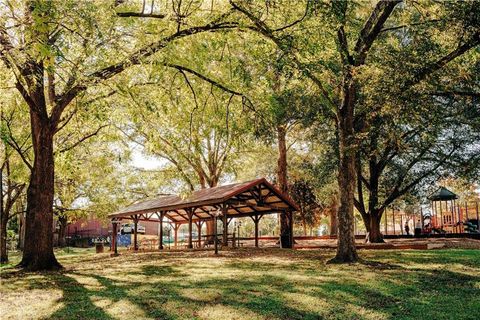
[0,289,63,320]
[93,297,153,319]
[282,292,329,314]
[181,288,222,302]
[197,305,265,320]
[69,274,105,291]
[344,303,389,320]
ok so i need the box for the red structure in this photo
[66,217,159,238]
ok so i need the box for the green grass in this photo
[1,248,479,320]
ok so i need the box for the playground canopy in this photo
[108,178,298,251]
[428,187,458,201]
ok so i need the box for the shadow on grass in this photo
[3,249,479,320]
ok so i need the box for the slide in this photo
[464,221,480,234]
[432,228,446,234]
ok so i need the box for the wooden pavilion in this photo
[108,178,299,254]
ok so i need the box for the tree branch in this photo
[230,0,336,110]
[406,32,480,88]
[116,12,166,19]
[56,125,108,154]
[353,0,402,66]
[50,14,238,126]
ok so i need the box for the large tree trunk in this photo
[57,215,68,247]
[18,204,26,250]
[205,180,218,243]
[330,70,358,263]
[0,165,6,264]
[367,212,384,243]
[277,125,292,248]
[18,112,61,270]
[0,214,8,264]
[328,197,338,236]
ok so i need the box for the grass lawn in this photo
[1,247,479,320]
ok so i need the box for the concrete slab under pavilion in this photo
[108,178,299,254]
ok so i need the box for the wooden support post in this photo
[253,213,260,248]
[197,221,202,248]
[400,213,404,235]
[457,202,465,233]
[174,223,179,247]
[187,209,193,249]
[222,204,228,247]
[384,209,387,235]
[133,216,138,251]
[158,212,164,250]
[392,208,395,235]
[420,207,424,228]
[465,201,469,221]
[214,215,218,254]
[476,201,479,232]
[431,201,435,228]
[111,220,118,255]
[290,210,294,247]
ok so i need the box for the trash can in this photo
[95,242,104,253]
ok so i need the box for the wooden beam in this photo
[173,223,179,247]
[111,220,118,255]
[187,209,193,249]
[158,212,164,250]
[222,203,228,246]
[227,199,288,211]
[133,215,138,251]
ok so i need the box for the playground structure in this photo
[427,187,479,234]
[382,187,479,236]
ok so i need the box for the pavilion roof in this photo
[428,187,458,201]
[108,178,298,223]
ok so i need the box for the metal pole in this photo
[451,200,455,233]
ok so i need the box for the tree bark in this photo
[367,212,384,243]
[276,125,292,248]
[205,180,218,242]
[0,165,6,264]
[18,112,61,270]
[57,215,68,247]
[0,214,8,264]
[18,204,26,250]
[330,69,358,263]
[328,196,338,236]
